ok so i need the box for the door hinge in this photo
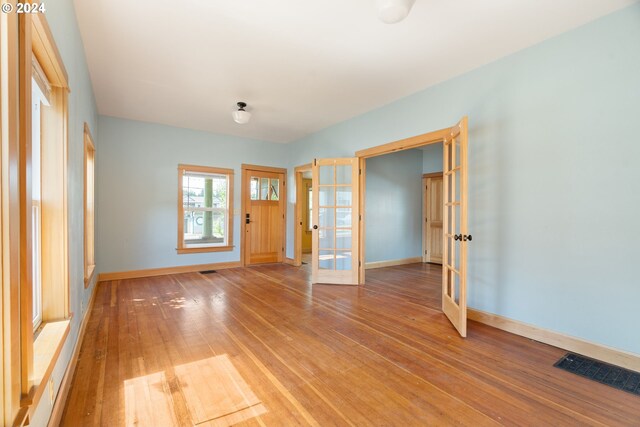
[313,158,317,166]
[359,214,362,221]
[358,260,361,267]
[359,168,362,175]
[425,250,428,255]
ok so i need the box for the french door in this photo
[311,158,359,285]
[442,117,470,337]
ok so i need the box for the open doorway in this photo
[360,143,444,269]
[363,149,426,270]
[356,117,469,337]
[421,142,444,265]
[293,163,312,267]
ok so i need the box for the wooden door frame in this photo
[240,164,287,267]
[293,163,312,267]
[355,123,458,285]
[422,171,444,263]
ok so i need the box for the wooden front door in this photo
[423,173,443,264]
[243,167,286,265]
[311,158,360,285]
[442,117,470,337]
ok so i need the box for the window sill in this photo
[177,245,234,254]
[30,319,71,409]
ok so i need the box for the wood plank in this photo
[124,371,178,427]
[60,265,640,426]
[174,355,265,425]
[47,279,99,427]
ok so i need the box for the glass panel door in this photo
[442,117,469,337]
[312,158,359,285]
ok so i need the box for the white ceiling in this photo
[73,0,636,143]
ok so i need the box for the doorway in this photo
[241,164,287,266]
[355,117,469,337]
[294,163,312,267]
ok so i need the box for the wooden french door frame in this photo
[294,163,312,267]
[355,125,453,285]
[355,117,470,337]
[240,164,287,266]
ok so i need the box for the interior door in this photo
[423,174,443,264]
[442,117,470,337]
[311,158,359,285]
[244,170,285,265]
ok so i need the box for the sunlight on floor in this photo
[124,354,266,427]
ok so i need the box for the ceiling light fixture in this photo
[377,0,416,24]
[232,102,251,124]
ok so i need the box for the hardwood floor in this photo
[60,263,640,426]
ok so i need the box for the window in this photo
[84,124,96,286]
[177,165,234,253]
[250,176,279,200]
[31,66,50,330]
[7,13,73,420]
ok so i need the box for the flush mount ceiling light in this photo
[232,102,251,124]
[377,0,416,24]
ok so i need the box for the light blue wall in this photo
[96,116,289,273]
[422,143,443,173]
[286,5,640,355]
[365,150,423,263]
[30,1,99,425]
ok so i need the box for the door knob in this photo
[463,235,472,242]
[313,225,318,230]
[454,234,462,241]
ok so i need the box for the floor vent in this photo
[199,270,217,275]
[554,353,640,396]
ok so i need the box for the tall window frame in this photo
[31,56,50,331]
[84,123,96,286]
[5,12,72,423]
[177,164,234,254]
